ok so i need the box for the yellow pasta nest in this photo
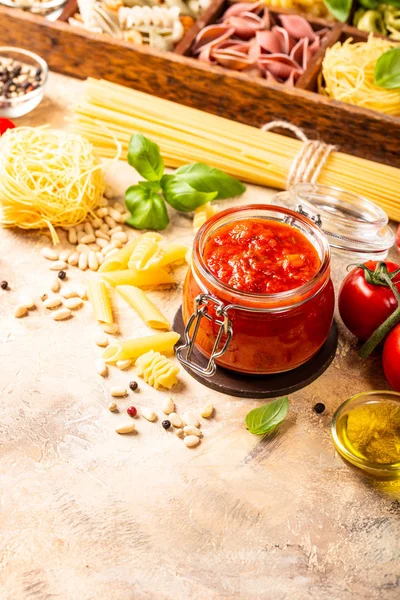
[319,36,400,116]
[136,350,179,389]
[0,126,105,243]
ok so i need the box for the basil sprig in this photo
[245,397,289,436]
[374,47,400,89]
[125,134,246,230]
[323,0,400,21]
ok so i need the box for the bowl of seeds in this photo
[0,47,48,118]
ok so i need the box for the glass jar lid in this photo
[274,183,395,260]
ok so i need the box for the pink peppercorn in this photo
[127,406,137,418]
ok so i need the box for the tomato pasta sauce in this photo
[183,206,335,375]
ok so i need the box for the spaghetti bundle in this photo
[72,78,400,221]
[0,127,105,243]
[319,36,400,116]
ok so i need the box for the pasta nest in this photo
[0,126,105,243]
[136,350,179,389]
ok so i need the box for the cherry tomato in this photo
[339,261,400,341]
[0,118,15,135]
[382,324,400,392]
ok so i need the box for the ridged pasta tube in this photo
[136,350,179,389]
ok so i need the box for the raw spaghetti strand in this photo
[0,127,105,243]
[71,78,400,221]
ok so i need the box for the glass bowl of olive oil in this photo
[331,391,400,480]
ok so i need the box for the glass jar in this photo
[180,204,334,376]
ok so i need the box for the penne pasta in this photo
[88,277,113,324]
[158,242,188,268]
[100,268,175,288]
[128,234,163,271]
[117,285,170,330]
[102,331,180,362]
[99,239,139,273]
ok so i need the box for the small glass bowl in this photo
[0,47,48,118]
[0,0,67,16]
[331,391,400,480]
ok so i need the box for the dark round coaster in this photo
[173,306,338,399]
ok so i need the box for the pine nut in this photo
[68,252,79,266]
[68,228,78,244]
[41,247,59,261]
[108,226,123,235]
[77,231,86,243]
[95,238,109,249]
[51,278,61,293]
[101,322,119,335]
[200,402,214,418]
[95,332,108,347]
[43,295,62,309]
[19,296,36,309]
[108,401,117,412]
[14,304,28,318]
[120,212,130,221]
[96,252,104,265]
[60,285,78,299]
[101,243,116,255]
[105,216,117,228]
[182,412,200,428]
[80,234,96,245]
[95,358,108,377]
[59,249,73,262]
[76,223,84,232]
[169,413,183,428]
[116,359,132,370]
[49,260,68,271]
[84,222,94,236]
[91,218,103,229]
[184,435,201,448]
[112,239,123,249]
[141,408,156,422]
[78,253,88,270]
[176,428,185,438]
[74,284,87,300]
[183,426,202,437]
[77,244,90,255]
[64,297,83,310]
[52,308,72,321]
[162,397,175,415]
[95,231,110,242]
[96,207,108,218]
[105,249,119,259]
[99,197,109,207]
[108,208,123,222]
[115,421,135,434]
[40,292,48,302]
[100,223,110,234]
[111,232,128,243]
[113,201,125,213]
[111,387,127,398]
[88,243,101,253]
[88,251,99,271]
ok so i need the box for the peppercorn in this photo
[129,381,138,391]
[314,403,326,414]
[162,420,171,430]
[58,270,66,280]
[1,280,8,290]
[127,406,137,418]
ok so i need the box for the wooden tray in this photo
[0,0,399,168]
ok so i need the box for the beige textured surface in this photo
[0,73,399,600]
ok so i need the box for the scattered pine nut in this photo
[68,228,77,245]
[95,332,109,347]
[41,247,59,261]
[84,222,94,236]
[115,421,135,434]
[74,284,87,300]
[100,223,110,234]
[162,397,175,415]
[49,260,68,271]
[64,297,83,310]
[113,201,125,213]
[78,253,88,271]
[76,244,90,255]
[76,223,84,232]
[14,304,28,318]
[105,216,117,229]
[88,251,99,271]
[108,401,117,412]
[52,308,72,321]
[184,435,201,448]
[96,207,108,218]
[51,278,61,293]
[116,359,132,370]
[183,426,202,437]
[96,238,109,249]
[40,292,48,302]
[169,413,183,428]
[101,243,116,255]
[182,412,200,428]
[95,359,108,377]
[95,231,110,242]
[43,295,63,309]
[96,252,104,265]
[111,232,128,243]
[68,252,79,266]
[120,212,130,221]
[108,208,123,222]
[88,243,101,253]
[81,234,96,245]
[98,197,109,207]
[176,428,185,438]
[111,387,128,398]
[200,402,214,418]
[77,231,86,243]
[108,225,123,235]
[141,408,157,422]
[60,285,78,299]
[59,249,73,262]
[20,296,36,309]
[101,322,119,335]
[91,218,103,229]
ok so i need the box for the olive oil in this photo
[335,400,400,467]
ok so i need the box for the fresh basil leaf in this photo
[138,180,161,192]
[245,397,289,436]
[125,184,169,230]
[323,0,352,21]
[374,48,400,89]
[127,134,164,182]
[161,175,218,212]
[174,163,246,199]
